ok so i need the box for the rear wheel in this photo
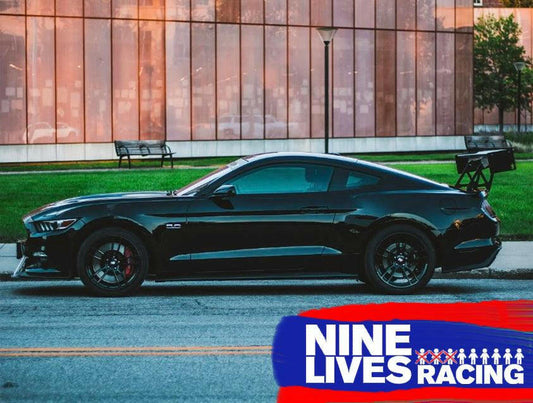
[364,224,435,294]
[77,227,148,296]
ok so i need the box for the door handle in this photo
[299,206,329,213]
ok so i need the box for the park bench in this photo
[114,140,175,169]
[464,135,513,153]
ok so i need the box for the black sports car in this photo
[15,152,502,296]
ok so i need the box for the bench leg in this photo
[170,155,174,168]
[118,156,123,168]
[161,155,165,167]
[128,156,131,169]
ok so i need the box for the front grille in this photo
[34,221,55,232]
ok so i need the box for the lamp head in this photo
[316,27,338,45]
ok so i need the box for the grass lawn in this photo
[0,161,531,242]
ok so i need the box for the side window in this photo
[227,164,334,195]
[329,168,379,192]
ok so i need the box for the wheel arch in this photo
[73,217,159,276]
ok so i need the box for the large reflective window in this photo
[288,27,309,138]
[376,0,395,30]
[265,26,287,139]
[266,0,286,25]
[113,0,138,19]
[241,0,262,23]
[311,30,332,140]
[216,0,240,23]
[376,30,395,137]
[192,0,215,22]
[56,18,84,143]
[85,19,112,142]
[166,22,190,140]
[166,0,190,20]
[288,0,309,26]
[217,24,240,139]
[140,0,164,20]
[112,20,138,141]
[311,0,332,27]
[85,0,111,18]
[56,0,83,16]
[191,23,215,140]
[417,0,436,31]
[333,29,354,138]
[456,34,473,134]
[397,32,416,136]
[436,0,454,31]
[417,32,435,136]
[27,0,54,15]
[0,0,24,14]
[241,25,264,139]
[333,0,353,28]
[436,33,454,135]
[355,30,374,137]
[397,0,415,31]
[355,0,374,29]
[0,16,25,144]
[27,17,55,144]
[139,21,165,140]
[456,0,473,33]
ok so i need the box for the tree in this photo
[502,0,533,7]
[474,14,532,133]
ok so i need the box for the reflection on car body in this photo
[15,152,501,296]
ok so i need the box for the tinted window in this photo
[227,163,334,195]
[329,168,379,191]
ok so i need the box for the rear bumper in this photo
[441,237,501,272]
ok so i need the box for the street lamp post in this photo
[316,27,337,154]
[514,61,526,133]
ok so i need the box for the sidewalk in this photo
[1,242,531,280]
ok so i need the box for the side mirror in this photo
[210,184,236,199]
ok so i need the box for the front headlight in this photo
[33,218,78,232]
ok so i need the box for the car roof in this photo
[241,152,450,190]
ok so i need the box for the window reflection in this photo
[56,0,83,17]
[417,32,435,136]
[0,0,24,14]
[266,0,286,24]
[113,0,138,19]
[192,0,215,22]
[376,30,395,137]
[311,0,331,27]
[167,0,190,20]
[333,0,353,28]
[85,0,111,18]
[288,27,310,138]
[456,34,473,135]
[217,24,240,139]
[376,0,395,30]
[436,33,454,135]
[112,20,138,141]
[397,32,416,136]
[288,0,309,26]
[191,23,216,140]
[265,26,287,139]
[437,0,455,31]
[85,19,112,142]
[355,0,374,29]
[140,0,164,20]
[166,22,190,140]
[27,0,54,16]
[241,25,264,139]
[333,29,354,138]
[0,16,26,144]
[140,21,165,140]
[216,0,240,23]
[355,30,375,137]
[27,17,55,144]
[56,18,84,143]
[241,0,263,24]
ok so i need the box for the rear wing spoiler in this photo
[454,149,516,193]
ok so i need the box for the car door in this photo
[182,162,338,274]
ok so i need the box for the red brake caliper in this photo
[124,247,133,278]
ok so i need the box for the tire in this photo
[77,227,149,297]
[364,224,435,294]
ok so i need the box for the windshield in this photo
[175,158,247,196]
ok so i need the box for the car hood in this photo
[26,191,171,221]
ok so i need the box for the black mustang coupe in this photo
[15,152,501,296]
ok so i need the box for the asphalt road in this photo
[1,279,532,402]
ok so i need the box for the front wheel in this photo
[364,224,435,294]
[77,227,149,296]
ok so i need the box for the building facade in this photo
[0,0,474,162]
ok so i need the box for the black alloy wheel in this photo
[77,227,149,296]
[364,224,435,294]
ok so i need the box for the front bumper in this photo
[13,238,73,279]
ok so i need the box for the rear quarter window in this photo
[329,168,380,192]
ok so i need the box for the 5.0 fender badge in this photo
[165,223,182,230]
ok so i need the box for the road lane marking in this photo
[0,345,272,357]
